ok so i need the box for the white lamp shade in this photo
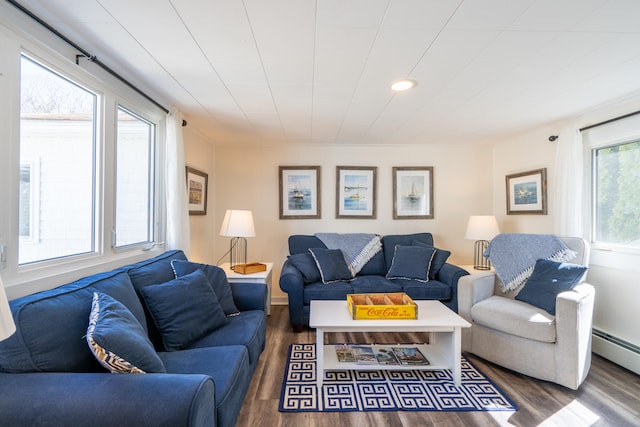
[0,275,16,341]
[219,210,256,237]
[465,215,500,241]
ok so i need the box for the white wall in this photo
[183,126,217,265]
[210,144,493,304]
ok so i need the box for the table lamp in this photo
[0,274,16,341]
[219,209,255,270]
[464,215,500,270]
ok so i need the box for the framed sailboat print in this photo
[393,166,434,219]
[336,166,377,219]
[279,166,321,219]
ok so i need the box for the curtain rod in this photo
[7,0,170,115]
[579,109,640,132]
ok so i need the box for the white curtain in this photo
[554,129,584,237]
[165,110,190,256]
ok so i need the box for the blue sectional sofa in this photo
[279,233,468,332]
[0,250,266,427]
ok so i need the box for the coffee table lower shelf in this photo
[322,343,451,372]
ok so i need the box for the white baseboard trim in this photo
[592,333,640,375]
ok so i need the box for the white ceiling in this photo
[13,0,640,146]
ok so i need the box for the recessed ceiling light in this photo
[391,79,416,91]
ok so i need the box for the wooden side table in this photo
[219,262,273,315]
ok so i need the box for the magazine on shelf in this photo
[374,347,400,365]
[391,346,430,365]
[334,345,355,363]
[351,345,377,364]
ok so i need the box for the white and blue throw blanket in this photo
[315,233,382,277]
[484,233,576,292]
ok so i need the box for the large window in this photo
[585,113,640,251]
[115,106,155,248]
[19,55,97,265]
[592,140,640,247]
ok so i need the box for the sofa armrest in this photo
[278,260,306,330]
[230,282,268,312]
[435,263,469,312]
[0,372,215,427]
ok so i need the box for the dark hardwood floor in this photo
[236,306,640,426]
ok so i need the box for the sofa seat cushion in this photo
[302,281,354,303]
[187,311,266,365]
[471,296,556,343]
[159,345,251,427]
[350,276,402,294]
[400,280,452,301]
[0,270,145,373]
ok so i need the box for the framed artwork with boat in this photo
[392,166,434,219]
[336,166,377,219]
[505,168,547,215]
[279,166,321,219]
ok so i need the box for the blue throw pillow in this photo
[413,240,451,279]
[171,260,240,316]
[515,259,588,315]
[86,292,166,374]
[139,269,228,351]
[386,245,436,282]
[287,253,321,283]
[308,248,353,284]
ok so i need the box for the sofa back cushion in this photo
[0,271,145,373]
[288,235,386,277]
[381,233,434,271]
[125,250,188,347]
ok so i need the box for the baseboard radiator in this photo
[592,328,640,375]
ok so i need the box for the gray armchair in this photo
[458,236,594,390]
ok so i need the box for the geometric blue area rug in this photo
[279,343,518,412]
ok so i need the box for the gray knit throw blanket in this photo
[484,233,576,292]
[315,233,382,276]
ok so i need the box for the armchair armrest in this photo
[230,282,267,312]
[0,372,215,427]
[457,271,497,320]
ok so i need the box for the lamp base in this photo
[473,240,491,270]
[229,237,247,270]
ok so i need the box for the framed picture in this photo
[506,168,547,215]
[336,166,377,219]
[186,166,208,215]
[279,166,321,219]
[393,166,434,219]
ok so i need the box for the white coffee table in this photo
[309,300,471,388]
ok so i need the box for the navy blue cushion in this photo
[382,233,434,269]
[515,259,588,315]
[386,245,436,282]
[308,248,353,284]
[140,270,228,351]
[287,253,321,283]
[87,292,165,373]
[171,260,239,316]
[413,241,451,279]
[188,310,266,365]
[0,270,144,373]
[288,235,327,254]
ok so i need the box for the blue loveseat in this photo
[0,250,266,427]
[279,233,468,332]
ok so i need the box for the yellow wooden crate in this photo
[346,293,417,320]
[233,262,266,274]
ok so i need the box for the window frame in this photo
[583,113,640,259]
[0,16,167,297]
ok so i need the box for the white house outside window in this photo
[19,55,97,265]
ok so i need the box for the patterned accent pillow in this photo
[86,292,166,374]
